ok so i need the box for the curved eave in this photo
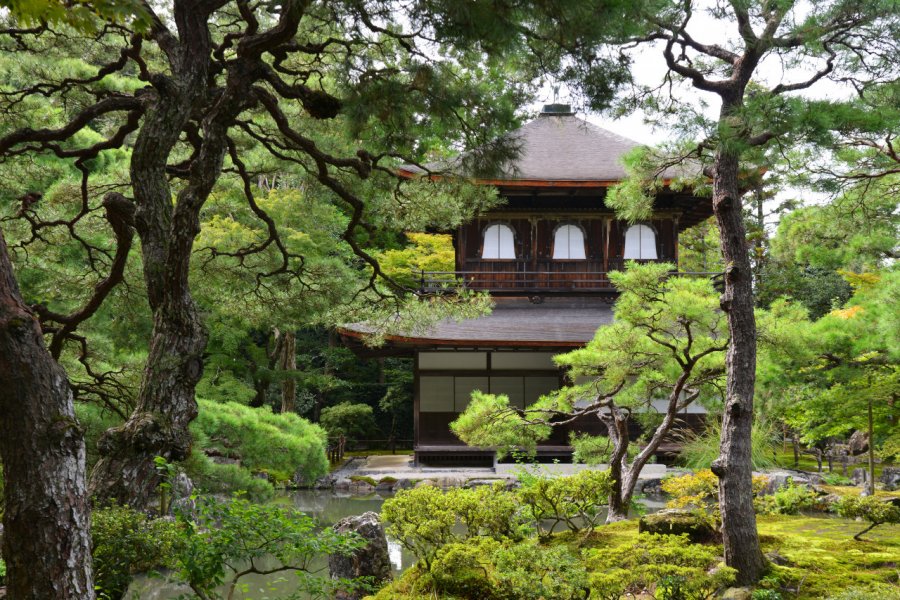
[395,168,653,189]
[337,327,587,349]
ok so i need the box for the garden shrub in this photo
[381,483,527,567]
[662,469,768,514]
[0,557,5,587]
[834,495,900,540]
[755,481,821,515]
[182,449,274,501]
[585,532,736,600]
[319,401,379,439]
[517,469,612,536]
[821,472,853,486]
[91,504,180,600]
[192,399,329,484]
[426,538,591,600]
[383,472,613,566]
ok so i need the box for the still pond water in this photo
[129,490,665,599]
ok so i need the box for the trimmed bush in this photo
[192,399,328,484]
[320,401,379,439]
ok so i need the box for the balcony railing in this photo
[416,266,723,294]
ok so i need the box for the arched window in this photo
[482,224,516,259]
[623,224,658,260]
[552,224,587,259]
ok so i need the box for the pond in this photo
[128,489,667,599]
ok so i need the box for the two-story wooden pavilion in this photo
[340,104,713,466]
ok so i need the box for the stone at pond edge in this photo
[638,509,720,544]
[329,511,391,600]
[880,467,900,491]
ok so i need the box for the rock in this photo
[375,478,397,492]
[880,467,900,491]
[334,477,351,491]
[414,479,437,488]
[820,493,842,506]
[765,551,792,566]
[436,476,465,490]
[636,476,665,496]
[850,468,869,486]
[391,479,413,492]
[348,479,375,495]
[209,455,241,467]
[312,474,335,490]
[760,471,811,495]
[465,478,501,488]
[720,587,753,600]
[848,430,869,455]
[638,509,719,544]
[329,512,392,600]
[172,471,194,499]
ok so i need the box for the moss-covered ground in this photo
[370,515,900,599]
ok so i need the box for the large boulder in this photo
[638,509,719,544]
[759,471,811,495]
[851,468,869,487]
[848,430,869,455]
[329,511,392,600]
[881,467,900,491]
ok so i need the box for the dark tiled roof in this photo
[404,113,653,182]
[341,297,615,346]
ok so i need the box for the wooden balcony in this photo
[416,261,721,295]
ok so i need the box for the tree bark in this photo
[602,409,632,522]
[0,229,95,599]
[280,330,297,413]
[709,99,767,584]
[89,6,221,507]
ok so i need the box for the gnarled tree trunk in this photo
[88,11,217,508]
[0,229,95,599]
[709,98,766,584]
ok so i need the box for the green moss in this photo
[368,515,900,600]
[378,476,398,485]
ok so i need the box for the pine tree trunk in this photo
[603,410,631,523]
[88,29,215,507]
[709,111,766,583]
[0,230,95,599]
[281,330,297,413]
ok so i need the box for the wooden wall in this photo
[454,215,678,290]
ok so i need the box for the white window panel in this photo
[490,376,525,409]
[455,376,489,412]
[623,224,658,260]
[524,377,560,406]
[482,224,516,259]
[491,352,557,370]
[418,351,487,370]
[419,376,454,412]
[552,224,586,259]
